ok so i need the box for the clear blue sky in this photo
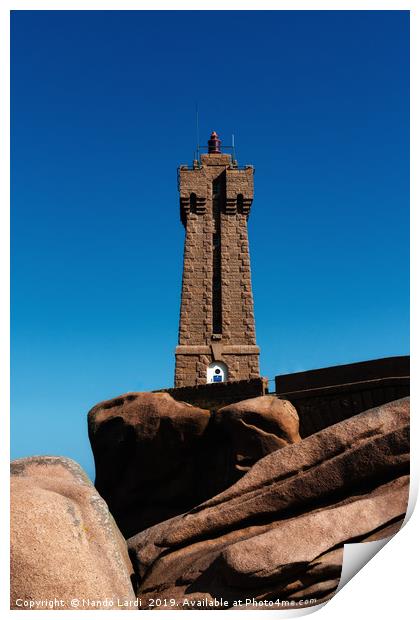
[11,10,409,479]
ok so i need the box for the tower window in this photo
[190,192,197,212]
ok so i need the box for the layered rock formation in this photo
[11,394,409,611]
[127,398,409,609]
[216,396,301,474]
[88,392,300,537]
[10,456,137,610]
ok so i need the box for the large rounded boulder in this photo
[88,392,301,538]
[10,456,137,610]
[216,396,301,474]
[88,392,212,537]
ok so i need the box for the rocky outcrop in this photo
[216,396,301,474]
[127,398,409,609]
[88,393,300,537]
[10,456,137,610]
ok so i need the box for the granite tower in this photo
[175,131,260,387]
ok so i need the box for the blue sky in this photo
[11,10,409,479]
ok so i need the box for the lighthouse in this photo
[175,131,260,387]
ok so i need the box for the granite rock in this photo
[127,398,409,609]
[10,456,137,610]
[88,393,301,537]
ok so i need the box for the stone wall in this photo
[275,356,410,437]
[158,377,268,412]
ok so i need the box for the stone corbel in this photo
[210,342,224,362]
[180,194,206,224]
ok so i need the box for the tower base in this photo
[175,345,260,388]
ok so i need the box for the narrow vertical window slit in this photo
[212,179,222,335]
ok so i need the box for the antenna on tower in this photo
[232,133,237,164]
[195,104,200,162]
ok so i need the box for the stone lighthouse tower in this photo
[174,131,260,388]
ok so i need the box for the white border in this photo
[2,2,417,619]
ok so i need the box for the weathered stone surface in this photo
[216,396,301,474]
[127,398,409,609]
[10,456,137,610]
[88,393,301,538]
[88,392,212,538]
[176,146,259,387]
